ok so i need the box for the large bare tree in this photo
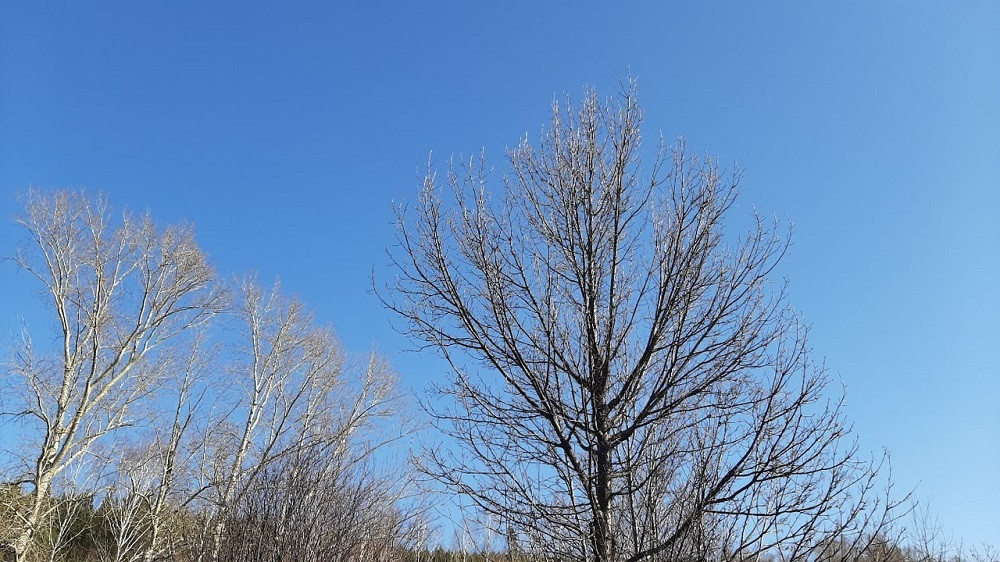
[1,190,225,561]
[383,82,901,562]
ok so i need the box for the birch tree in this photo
[204,278,399,562]
[94,341,213,562]
[1,190,225,561]
[139,340,213,562]
[384,81,902,562]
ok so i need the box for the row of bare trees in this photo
[3,81,995,562]
[0,191,424,562]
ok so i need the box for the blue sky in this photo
[2,1,998,547]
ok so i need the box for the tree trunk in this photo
[594,403,613,562]
[12,474,52,561]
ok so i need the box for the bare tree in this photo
[120,335,216,562]
[202,278,401,562]
[383,81,902,562]
[1,190,225,561]
[96,481,150,562]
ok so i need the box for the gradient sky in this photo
[2,2,997,547]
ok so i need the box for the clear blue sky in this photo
[2,1,997,547]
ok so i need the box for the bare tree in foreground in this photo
[1,190,225,561]
[384,81,903,561]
